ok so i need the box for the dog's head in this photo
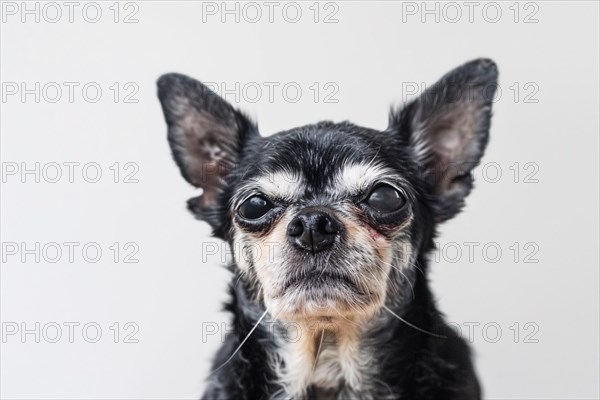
[158,59,497,324]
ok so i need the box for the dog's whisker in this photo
[382,305,446,338]
[209,308,271,376]
[311,329,325,373]
[332,307,362,327]
[374,259,415,300]
[411,259,426,278]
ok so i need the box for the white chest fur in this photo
[273,325,371,399]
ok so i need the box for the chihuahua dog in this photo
[157,58,498,400]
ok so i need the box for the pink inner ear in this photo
[179,111,237,202]
[427,103,481,193]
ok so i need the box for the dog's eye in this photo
[238,195,273,220]
[366,185,406,213]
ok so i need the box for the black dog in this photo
[158,58,498,400]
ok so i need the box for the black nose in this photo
[287,208,343,252]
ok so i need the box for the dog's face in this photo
[158,59,497,324]
[228,126,417,322]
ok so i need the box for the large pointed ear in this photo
[157,73,258,233]
[389,58,498,222]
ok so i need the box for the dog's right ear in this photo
[157,73,258,231]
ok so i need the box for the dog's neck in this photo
[223,262,433,399]
[274,315,372,398]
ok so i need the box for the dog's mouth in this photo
[279,270,362,295]
[268,269,382,320]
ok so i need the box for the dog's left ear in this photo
[389,58,498,222]
[157,73,258,235]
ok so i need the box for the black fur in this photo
[157,59,498,400]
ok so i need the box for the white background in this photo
[1,1,599,399]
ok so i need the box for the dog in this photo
[157,58,498,400]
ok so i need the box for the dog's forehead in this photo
[236,123,399,201]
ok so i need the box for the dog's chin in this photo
[266,273,383,323]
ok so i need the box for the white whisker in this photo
[374,258,415,300]
[312,329,325,372]
[382,305,446,338]
[209,308,270,375]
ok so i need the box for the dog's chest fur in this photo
[273,324,378,399]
